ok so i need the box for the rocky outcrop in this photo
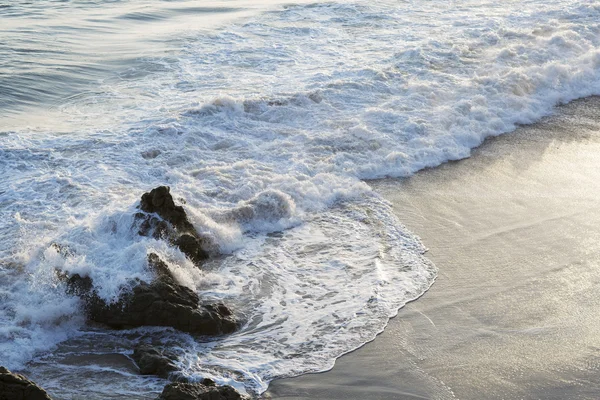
[61,187,238,335]
[68,254,237,335]
[139,186,193,233]
[136,186,211,264]
[0,367,53,400]
[57,187,241,396]
[157,381,249,400]
[132,344,178,379]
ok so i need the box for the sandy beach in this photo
[267,97,600,400]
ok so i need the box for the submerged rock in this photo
[0,367,53,400]
[65,273,93,297]
[68,254,237,335]
[136,186,210,263]
[132,344,178,379]
[157,381,249,400]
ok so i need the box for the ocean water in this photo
[1,0,600,398]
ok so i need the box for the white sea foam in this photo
[1,0,600,396]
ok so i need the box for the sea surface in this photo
[1,0,599,398]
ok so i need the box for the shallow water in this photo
[268,95,600,400]
[1,0,600,398]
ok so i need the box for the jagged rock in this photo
[67,254,237,335]
[61,188,238,335]
[157,381,248,400]
[174,234,208,264]
[136,186,210,263]
[0,367,53,400]
[140,186,193,233]
[138,215,171,240]
[147,252,176,282]
[132,344,178,378]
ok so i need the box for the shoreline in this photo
[266,96,600,399]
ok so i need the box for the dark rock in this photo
[87,283,237,335]
[67,254,237,335]
[136,186,211,264]
[147,253,176,283]
[132,344,178,379]
[62,188,238,335]
[137,214,171,240]
[0,366,53,400]
[139,186,194,233]
[157,382,248,400]
[200,379,215,387]
[174,234,209,264]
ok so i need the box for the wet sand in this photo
[266,96,600,399]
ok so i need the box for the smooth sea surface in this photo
[1,0,600,398]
